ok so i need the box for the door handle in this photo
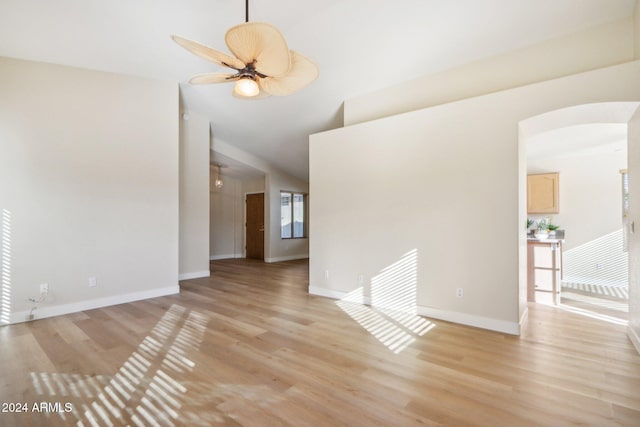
[259,227,264,232]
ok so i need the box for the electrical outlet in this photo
[357,274,364,284]
[456,288,463,298]
[89,277,97,287]
[40,283,48,294]
[324,270,329,280]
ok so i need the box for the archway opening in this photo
[518,102,640,325]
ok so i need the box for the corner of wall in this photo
[628,325,640,354]
[635,0,640,59]
[519,307,529,336]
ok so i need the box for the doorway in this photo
[519,102,640,326]
[246,193,264,260]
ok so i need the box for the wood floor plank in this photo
[0,258,639,426]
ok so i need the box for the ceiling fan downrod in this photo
[245,0,249,23]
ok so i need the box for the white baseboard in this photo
[309,286,346,300]
[519,307,529,334]
[209,254,238,261]
[265,254,309,263]
[309,285,520,335]
[309,286,371,304]
[628,325,640,355]
[416,306,520,335]
[178,271,210,280]
[10,285,180,324]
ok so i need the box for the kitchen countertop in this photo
[527,235,564,243]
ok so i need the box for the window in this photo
[281,191,306,238]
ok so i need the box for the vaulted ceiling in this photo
[0,0,635,180]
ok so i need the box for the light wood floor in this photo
[561,281,629,322]
[1,259,639,426]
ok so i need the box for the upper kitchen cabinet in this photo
[528,172,559,214]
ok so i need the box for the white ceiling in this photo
[527,123,627,161]
[0,0,635,180]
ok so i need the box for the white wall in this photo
[635,0,640,58]
[0,57,179,324]
[209,179,237,260]
[344,18,635,126]
[179,112,210,279]
[310,61,640,335]
[210,175,247,260]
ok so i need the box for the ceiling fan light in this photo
[234,78,259,97]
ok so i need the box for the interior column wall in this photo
[0,57,179,323]
[179,112,210,280]
[310,61,640,335]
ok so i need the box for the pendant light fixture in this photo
[215,164,224,189]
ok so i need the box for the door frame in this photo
[627,106,640,354]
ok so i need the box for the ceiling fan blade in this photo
[189,73,238,84]
[171,35,246,70]
[225,22,291,78]
[259,51,319,96]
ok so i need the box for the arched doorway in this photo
[518,102,640,350]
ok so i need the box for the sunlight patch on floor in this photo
[538,300,628,326]
[563,229,628,289]
[562,281,629,299]
[336,249,435,354]
[1,209,12,325]
[30,304,209,426]
[561,291,628,312]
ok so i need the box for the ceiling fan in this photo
[171,0,319,99]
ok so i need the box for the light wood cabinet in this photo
[527,172,559,214]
